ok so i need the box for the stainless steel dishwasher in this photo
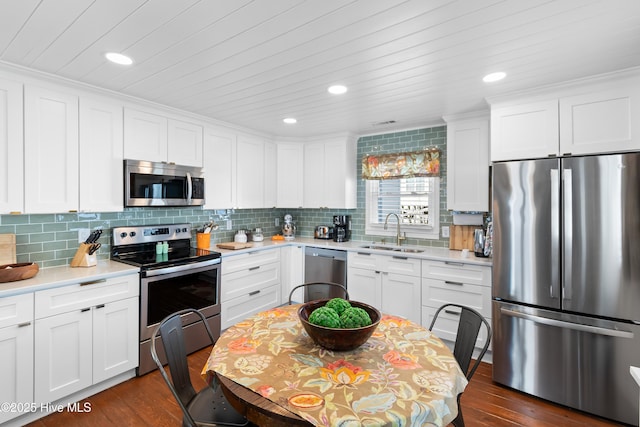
[304,247,347,301]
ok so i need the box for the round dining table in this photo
[202,304,468,427]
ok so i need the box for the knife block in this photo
[70,243,97,267]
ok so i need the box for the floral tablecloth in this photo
[202,305,468,427]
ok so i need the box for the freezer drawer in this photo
[492,301,640,426]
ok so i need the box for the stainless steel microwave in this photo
[124,159,205,207]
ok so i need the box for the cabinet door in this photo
[0,78,23,214]
[203,127,236,209]
[381,273,421,324]
[323,138,356,209]
[490,100,559,161]
[24,85,79,213]
[276,143,304,208]
[264,141,277,207]
[79,97,124,212]
[168,118,203,167]
[346,267,381,310]
[559,86,640,155]
[0,323,33,424]
[221,284,281,330]
[303,142,325,208]
[123,108,167,162]
[93,298,139,383]
[281,245,304,304]
[446,119,489,211]
[236,136,264,208]
[35,309,93,403]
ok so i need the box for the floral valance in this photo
[361,147,441,180]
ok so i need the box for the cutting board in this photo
[448,225,477,250]
[0,234,17,265]
[216,242,254,250]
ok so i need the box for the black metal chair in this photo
[288,281,349,304]
[428,303,492,427]
[151,308,249,427]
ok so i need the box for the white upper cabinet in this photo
[236,135,265,208]
[24,85,79,213]
[445,114,490,212]
[303,135,356,209]
[167,118,203,167]
[124,108,203,166]
[203,127,237,209]
[277,143,304,208]
[79,97,124,212]
[490,71,640,162]
[0,78,23,214]
[123,108,167,163]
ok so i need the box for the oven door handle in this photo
[143,258,221,277]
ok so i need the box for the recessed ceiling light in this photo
[283,117,297,124]
[483,72,506,83]
[105,52,133,65]
[328,85,348,95]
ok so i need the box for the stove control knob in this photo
[120,232,127,238]
[130,231,136,237]
[182,227,188,233]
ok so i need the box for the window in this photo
[365,176,440,239]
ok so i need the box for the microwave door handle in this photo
[186,172,193,203]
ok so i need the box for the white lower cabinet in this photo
[421,259,492,352]
[0,294,34,424]
[33,274,139,404]
[280,245,304,304]
[221,249,281,329]
[347,252,421,324]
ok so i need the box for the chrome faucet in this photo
[384,213,406,246]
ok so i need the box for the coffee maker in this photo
[332,215,351,242]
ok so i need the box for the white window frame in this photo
[365,177,440,240]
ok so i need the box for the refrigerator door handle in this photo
[500,307,634,339]
[563,168,573,301]
[550,168,560,299]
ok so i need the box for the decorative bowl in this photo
[297,299,381,351]
[0,262,39,283]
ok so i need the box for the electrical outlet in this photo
[78,228,90,243]
[441,226,450,238]
[275,218,280,227]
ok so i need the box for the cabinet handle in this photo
[80,278,107,286]
[95,304,105,309]
[444,280,464,286]
[81,307,91,312]
[17,321,31,327]
[375,270,381,274]
[249,290,261,296]
[392,256,408,260]
[356,252,371,256]
[444,309,461,316]
[249,266,260,271]
[444,261,465,267]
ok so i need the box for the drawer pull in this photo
[17,321,31,328]
[356,252,371,256]
[444,309,461,316]
[248,266,260,271]
[249,290,261,296]
[444,261,465,267]
[444,280,464,286]
[95,304,105,309]
[80,278,107,286]
[81,307,91,312]
[392,256,408,260]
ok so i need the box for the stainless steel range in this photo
[111,223,221,375]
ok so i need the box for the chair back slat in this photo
[158,314,197,406]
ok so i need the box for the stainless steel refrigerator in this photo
[492,153,640,426]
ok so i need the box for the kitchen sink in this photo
[359,244,424,253]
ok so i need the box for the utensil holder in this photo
[196,233,211,249]
[70,243,98,267]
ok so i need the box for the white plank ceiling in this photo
[1,0,639,137]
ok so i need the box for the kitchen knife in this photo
[88,243,101,255]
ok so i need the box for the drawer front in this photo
[347,251,379,270]
[221,284,281,330]
[222,262,280,302]
[223,248,280,274]
[35,274,139,319]
[421,305,491,351]
[422,278,491,317]
[422,259,491,286]
[383,255,421,276]
[0,293,33,328]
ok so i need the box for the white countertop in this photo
[211,237,493,267]
[0,260,140,298]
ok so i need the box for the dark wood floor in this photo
[26,347,626,427]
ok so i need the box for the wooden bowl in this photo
[0,262,39,283]
[298,299,381,351]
